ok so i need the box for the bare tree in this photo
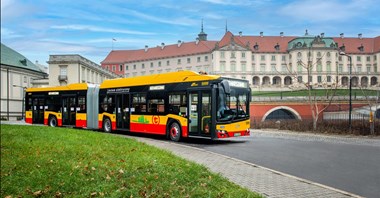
[278,46,340,130]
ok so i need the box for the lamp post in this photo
[339,51,352,132]
[13,85,26,121]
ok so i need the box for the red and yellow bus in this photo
[25,71,251,141]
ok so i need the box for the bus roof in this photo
[100,70,221,89]
[26,83,90,92]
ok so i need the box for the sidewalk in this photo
[128,135,362,198]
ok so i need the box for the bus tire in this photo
[169,122,181,142]
[103,117,112,133]
[48,116,57,127]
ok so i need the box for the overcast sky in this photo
[1,0,379,65]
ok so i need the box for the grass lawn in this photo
[0,124,261,198]
[252,89,378,97]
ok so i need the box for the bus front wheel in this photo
[49,116,57,127]
[169,122,181,142]
[103,118,112,133]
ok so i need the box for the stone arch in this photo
[262,76,270,85]
[361,76,368,87]
[351,76,359,87]
[252,76,260,86]
[370,76,378,86]
[261,106,302,122]
[341,76,349,86]
[284,76,292,85]
[273,76,281,86]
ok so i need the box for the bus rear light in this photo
[205,124,209,133]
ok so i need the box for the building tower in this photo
[198,19,207,41]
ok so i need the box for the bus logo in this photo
[152,116,160,125]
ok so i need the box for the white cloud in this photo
[50,25,155,35]
[0,27,22,39]
[280,0,373,22]
[125,9,197,26]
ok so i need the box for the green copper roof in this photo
[1,43,46,74]
[287,36,337,50]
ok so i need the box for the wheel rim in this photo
[50,118,56,127]
[170,125,179,139]
[104,120,111,132]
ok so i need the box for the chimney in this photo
[239,31,242,37]
[196,37,200,45]
[161,43,165,50]
[280,32,284,37]
[358,33,362,39]
[340,33,344,38]
[177,40,182,47]
[321,33,324,38]
[260,32,263,37]
[144,45,148,52]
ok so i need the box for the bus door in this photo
[116,94,130,130]
[62,95,76,126]
[32,97,44,124]
[188,90,212,137]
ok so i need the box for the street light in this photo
[339,50,352,132]
[13,85,27,121]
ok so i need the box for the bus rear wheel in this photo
[49,116,57,127]
[169,122,181,142]
[103,118,112,133]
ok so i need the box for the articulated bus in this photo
[25,71,251,141]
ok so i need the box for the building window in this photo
[261,55,265,61]
[317,76,322,83]
[187,58,191,64]
[308,76,312,83]
[282,55,286,61]
[339,64,343,73]
[327,52,331,57]
[367,56,371,62]
[271,55,276,61]
[126,65,129,70]
[271,64,276,72]
[327,76,331,82]
[178,59,181,64]
[317,52,321,58]
[133,65,136,70]
[60,65,67,76]
[297,52,302,59]
[366,64,371,73]
[112,65,116,71]
[374,55,377,61]
[252,55,255,61]
[205,56,208,62]
[260,64,265,72]
[339,56,342,61]
[297,76,302,83]
[357,66,362,73]
[142,63,145,69]
[119,64,123,71]
[197,57,201,62]
[241,63,246,72]
[158,61,161,67]
[297,63,302,72]
[326,62,331,73]
[220,51,225,58]
[241,52,245,58]
[220,62,225,72]
[317,62,322,72]
[167,60,170,66]
[231,52,236,58]
[357,56,361,62]
[281,64,287,72]
[150,62,153,68]
[374,65,377,72]
[231,62,236,72]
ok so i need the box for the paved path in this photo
[128,135,362,198]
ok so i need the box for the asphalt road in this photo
[179,131,380,198]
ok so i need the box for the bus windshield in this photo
[217,86,249,122]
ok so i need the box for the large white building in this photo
[101,29,380,91]
[1,43,48,121]
[47,54,119,86]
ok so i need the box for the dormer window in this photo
[253,43,259,51]
[274,43,280,51]
[358,44,364,52]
